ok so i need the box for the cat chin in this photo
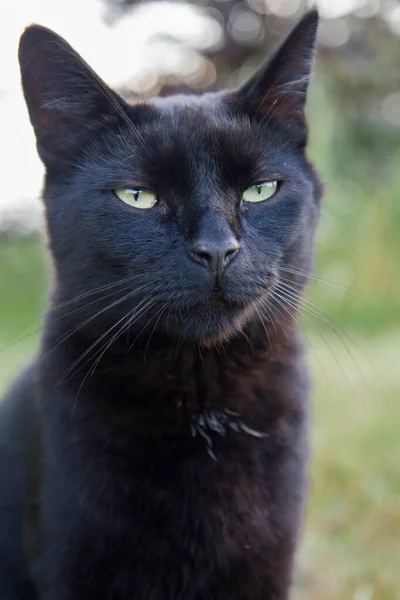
[164,302,258,347]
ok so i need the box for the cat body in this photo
[35,331,309,600]
[0,11,322,599]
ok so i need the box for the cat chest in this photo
[40,401,306,597]
[52,458,274,598]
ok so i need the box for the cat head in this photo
[19,11,322,346]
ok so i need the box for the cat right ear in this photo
[19,25,126,170]
[227,10,319,146]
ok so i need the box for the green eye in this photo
[114,188,157,210]
[243,181,278,203]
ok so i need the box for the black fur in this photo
[0,10,322,599]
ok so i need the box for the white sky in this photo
[0,0,363,230]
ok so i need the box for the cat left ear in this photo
[229,10,319,145]
[19,25,128,170]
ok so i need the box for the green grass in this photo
[0,236,399,599]
[296,335,400,599]
[0,235,46,340]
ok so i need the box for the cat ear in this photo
[230,10,319,144]
[19,25,126,169]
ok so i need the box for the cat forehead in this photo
[120,93,272,168]
[136,93,252,142]
[90,93,296,185]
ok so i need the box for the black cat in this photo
[0,10,323,599]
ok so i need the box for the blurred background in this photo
[0,0,399,597]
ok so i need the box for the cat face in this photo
[19,11,322,344]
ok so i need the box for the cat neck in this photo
[41,313,303,425]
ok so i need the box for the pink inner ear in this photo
[258,87,306,125]
[34,103,65,132]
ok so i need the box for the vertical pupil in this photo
[134,191,139,202]
[257,185,261,195]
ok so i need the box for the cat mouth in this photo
[195,289,229,309]
[191,289,248,313]
[163,290,257,343]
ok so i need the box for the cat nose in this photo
[189,211,240,276]
[190,238,239,272]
